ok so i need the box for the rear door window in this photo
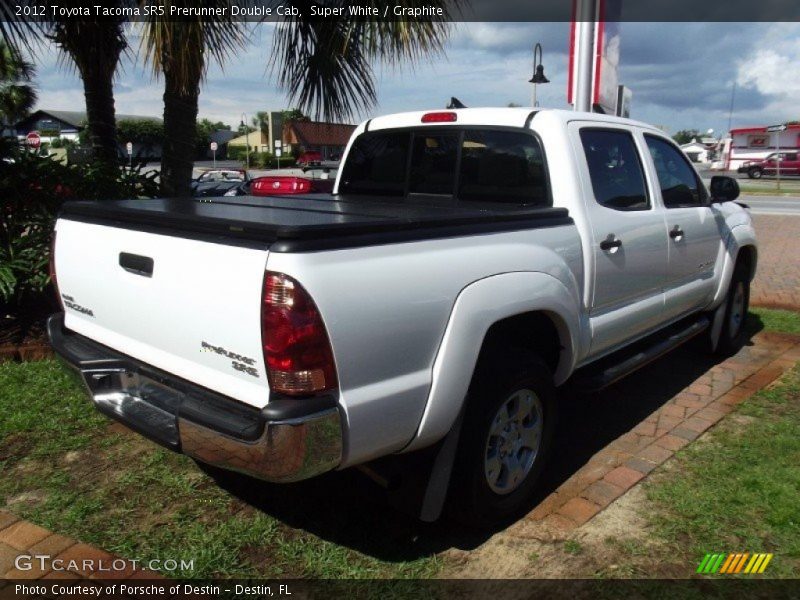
[580,129,650,211]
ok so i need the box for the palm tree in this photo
[143,0,455,197]
[48,17,127,165]
[142,2,246,197]
[0,40,37,131]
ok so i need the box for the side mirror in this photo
[710,175,740,203]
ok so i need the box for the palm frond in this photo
[270,19,377,122]
[268,0,458,121]
[0,0,42,60]
[47,10,129,77]
[140,0,247,93]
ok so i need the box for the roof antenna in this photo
[447,97,467,109]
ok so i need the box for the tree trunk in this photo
[78,64,118,165]
[55,21,124,167]
[160,70,199,197]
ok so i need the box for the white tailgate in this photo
[55,219,270,408]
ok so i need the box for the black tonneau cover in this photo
[59,194,572,252]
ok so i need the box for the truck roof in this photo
[363,107,662,134]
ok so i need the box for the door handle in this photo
[119,252,154,277]
[669,226,684,240]
[599,235,622,251]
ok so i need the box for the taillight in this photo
[421,111,457,123]
[49,231,63,310]
[261,271,337,396]
[251,176,312,196]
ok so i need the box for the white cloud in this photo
[734,26,800,126]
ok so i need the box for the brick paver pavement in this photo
[751,215,800,310]
[0,513,160,580]
[511,330,800,538]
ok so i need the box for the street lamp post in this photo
[240,113,250,169]
[529,43,549,108]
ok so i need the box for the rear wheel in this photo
[449,354,556,527]
[714,261,750,356]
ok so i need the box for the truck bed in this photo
[59,195,572,252]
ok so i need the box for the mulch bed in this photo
[1,297,57,363]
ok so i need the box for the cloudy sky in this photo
[30,21,800,136]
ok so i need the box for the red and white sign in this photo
[210,141,218,151]
[568,0,623,115]
[747,135,769,148]
[26,131,41,149]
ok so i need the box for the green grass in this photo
[738,180,800,196]
[564,540,584,555]
[640,309,800,577]
[751,307,800,337]
[643,364,800,578]
[0,360,440,579]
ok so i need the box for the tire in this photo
[714,261,750,356]
[749,168,762,179]
[448,353,556,527]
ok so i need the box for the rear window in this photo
[338,131,409,196]
[339,128,549,206]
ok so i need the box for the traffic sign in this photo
[126,141,133,155]
[766,124,787,132]
[26,131,41,149]
[210,141,218,151]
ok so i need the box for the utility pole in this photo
[573,0,597,112]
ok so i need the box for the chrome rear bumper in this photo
[47,313,342,483]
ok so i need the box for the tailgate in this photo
[54,218,270,408]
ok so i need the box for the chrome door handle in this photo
[669,226,684,240]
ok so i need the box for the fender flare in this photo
[709,223,757,350]
[711,222,758,309]
[403,271,581,452]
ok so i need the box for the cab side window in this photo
[645,135,708,208]
[580,129,650,211]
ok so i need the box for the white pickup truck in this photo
[49,108,756,525]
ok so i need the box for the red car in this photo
[739,152,800,179]
[296,151,323,166]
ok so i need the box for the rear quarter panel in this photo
[267,225,583,467]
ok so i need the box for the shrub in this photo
[0,140,159,308]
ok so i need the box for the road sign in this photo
[766,124,787,132]
[210,141,218,151]
[275,149,282,157]
[126,141,133,155]
[26,131,41,149]
[274,139,282,148]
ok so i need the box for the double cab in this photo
[49,108,756,525]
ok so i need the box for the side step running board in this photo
[571,316,710,393]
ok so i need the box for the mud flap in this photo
[709,301,727,353]
[419,407,465,522]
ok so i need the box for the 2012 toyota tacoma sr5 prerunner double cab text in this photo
[49,108,756,525]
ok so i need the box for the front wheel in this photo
[714,262,750,356]
[748,168,762,179]
[449,354,556,527]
